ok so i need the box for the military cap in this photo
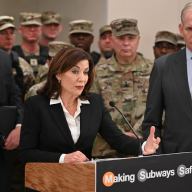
[99,25,112,36]
[110,18,140,36]
[155,31,177,45]
[69,19,93,35]
[0,16,15,31]
[48,41,74,57]
[176,34,185,45]
[41,11,61,25]
[19,12,41,26]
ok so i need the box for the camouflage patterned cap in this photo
[48,41,74,57]
[69,19,93,35]
[41,11,61,25]
[99,25,112,36]
[110,18,140,36]
[0,16,15,31]
[19,12,42,26]
[155,31,177,45]
[176,34,185,45]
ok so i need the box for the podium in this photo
[25,152,192,192]
[25,162,95,191]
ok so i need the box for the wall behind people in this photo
[0,0,107,53]
[0,0,190,60]
[107,0,189,59]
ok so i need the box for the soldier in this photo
[0,15,35,99]
[98,25,113,58]
[68,19,98,65]
[12,12,49,77]
[40,11,63,47]
[25,41,73,99]
[92,18,153,158]
[92,25,113,65]
[153,30,177,59]
[176,33,185,50]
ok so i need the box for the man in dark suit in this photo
[0,49,23,191]
[142,2,192,154]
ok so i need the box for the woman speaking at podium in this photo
[19,48,160,164]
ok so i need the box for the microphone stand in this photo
[109,101,143,156]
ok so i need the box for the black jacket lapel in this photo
[76,103,91,146]
[49,103,74,146]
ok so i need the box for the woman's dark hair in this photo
[38,47,95,99]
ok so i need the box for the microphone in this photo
[109,101,142,156]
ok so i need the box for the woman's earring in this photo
[58,79,61,83]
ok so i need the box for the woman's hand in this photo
[143,126,161,155]
[65,151,89,163]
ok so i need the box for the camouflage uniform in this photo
[35,64,49,83]
[12,12,49,77]
[97,55,110,66]
[25,80,46,100]
[91,18,153,158]
[18,57,35,92]
[10,51,35,98]
[25,59,48,100]
[92,54,152,156]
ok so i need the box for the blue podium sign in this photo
[96,152,192,192]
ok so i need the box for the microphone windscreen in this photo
[109,101,115,107]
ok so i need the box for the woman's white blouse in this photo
[50,96,90,163]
